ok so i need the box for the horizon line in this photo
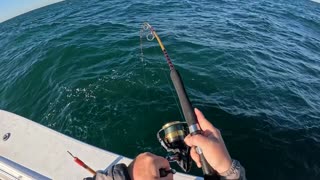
[0,0,64,23]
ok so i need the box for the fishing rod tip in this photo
[67,151,75,158]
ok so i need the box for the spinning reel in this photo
[157,121,192,172]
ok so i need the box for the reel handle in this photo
[159,168,176,177]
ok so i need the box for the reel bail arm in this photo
[157,121,192,172]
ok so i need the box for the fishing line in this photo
[139,23,184,120]
[140,26,150,113]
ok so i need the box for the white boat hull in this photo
[0,110,200,180]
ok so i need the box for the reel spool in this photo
[157,121,192,172]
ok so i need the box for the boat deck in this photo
[0,110,200,179]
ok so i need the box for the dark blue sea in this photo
[1,0,320,179]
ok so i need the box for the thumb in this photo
[194,108,215,132]
[184,134,211,148]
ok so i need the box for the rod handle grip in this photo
[199,152,219,179]
[170,70,197,126]
[171,69,220,178]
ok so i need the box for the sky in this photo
[0,0,64,23]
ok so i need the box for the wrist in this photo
[219,159,241,178]
[215,157,232,174]
[105,163,132,180]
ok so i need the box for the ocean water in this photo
[1,0,320,179]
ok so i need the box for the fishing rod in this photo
[67,151,96,175]
[142,22,219,178]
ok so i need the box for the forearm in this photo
[88,159,246,180]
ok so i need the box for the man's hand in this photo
[128,152,173,180]
[184,108,232,174]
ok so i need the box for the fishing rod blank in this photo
[143,22,219,178]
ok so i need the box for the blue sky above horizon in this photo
[0,0,64,23]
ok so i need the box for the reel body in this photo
[157,121,192,172]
